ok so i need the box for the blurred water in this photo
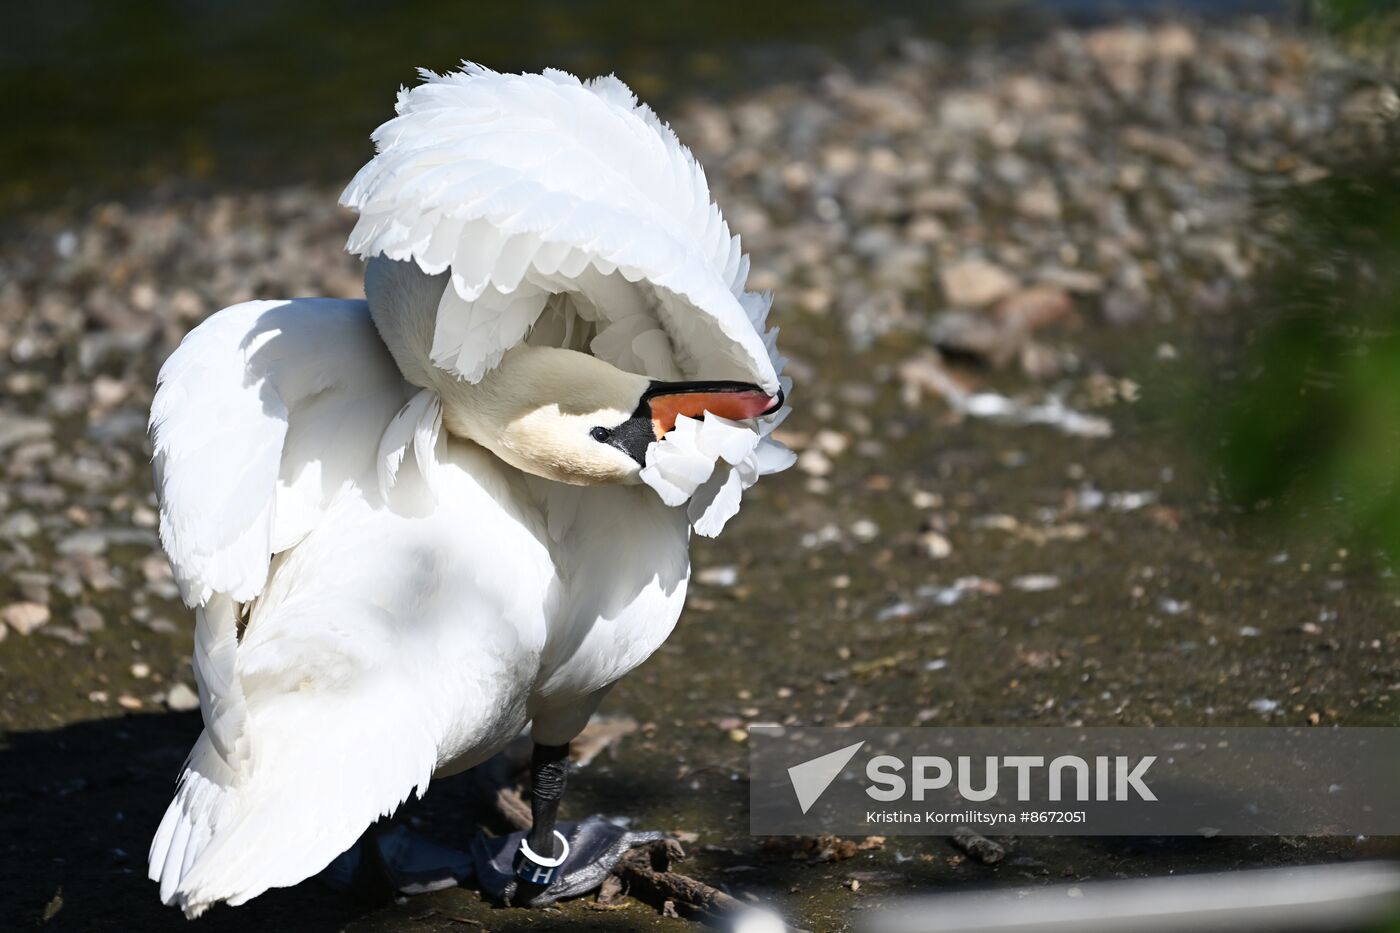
[4,0,1289,217]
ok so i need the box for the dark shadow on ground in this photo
[0,713,712,932]
[0,712,372,932]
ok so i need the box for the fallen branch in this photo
[614,839,741,919]
[489,785,532,833]
[614,841,811,932]
[951,827,1005,865]
[465,739,533,833]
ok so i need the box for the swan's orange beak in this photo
[642,382,784,439]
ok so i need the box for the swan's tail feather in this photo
[148,686,437,917]
[148,734,240,918]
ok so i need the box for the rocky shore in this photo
[1,20,1395,657]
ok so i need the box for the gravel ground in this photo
[1,18,1398,933]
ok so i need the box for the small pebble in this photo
[0,512,40,539]
[2,601,51,635]
[42,626,88,646]
[918,530,952,559]
[813,430,850,457]
[166,683,201,712]
[1011,574,1060,592]
[851,520,880,541]
[940,258,1018,308]
[72,606,105,632]
[797,448,832,477]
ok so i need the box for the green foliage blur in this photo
[1215,1,1400,566]
[1312,0,1400,63]
[1314,0,1400,32]
[1216,161,1400,563]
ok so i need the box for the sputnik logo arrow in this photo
[787,741,865,814]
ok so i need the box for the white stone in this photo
[166,683,201,713]
[2,601,50,635]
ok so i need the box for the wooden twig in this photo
[465,738,533,832]
[490,784,533,832]
[613,840,743,920]
[951,826,1005,864]
[410,908,482,926]
[612,840,811,932]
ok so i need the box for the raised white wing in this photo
[150,298,412,607]
[148,299,458,915]
[150,299,443,759]
[340,65,793,535]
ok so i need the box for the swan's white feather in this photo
[148,299,689,915]
[150,298,410,606]
[340,65,791,535]
[147,300,431,914]
[150,67,788,916]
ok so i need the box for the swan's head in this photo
[439,345,781,486]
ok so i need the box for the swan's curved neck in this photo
[364,257,653,486]
[364,256,451,392]
[363,257,510,439]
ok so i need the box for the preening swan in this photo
[146,64,790,916]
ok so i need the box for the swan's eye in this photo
[589,426,612,443]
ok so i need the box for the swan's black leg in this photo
[512,742,571,899]
[349,817,397,899]
[527,741,570,855]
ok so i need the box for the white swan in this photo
[146,64,791,917]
